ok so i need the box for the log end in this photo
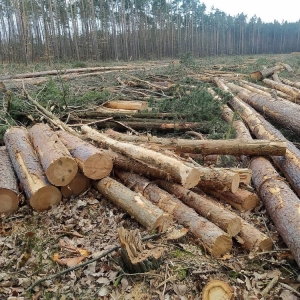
[227,218,242,237]
[231,173,240,194]
[29,185,62,212]
[182,168,201,189]
[61,173,91,198]
[202,280,234,300]
[82,153,113,180]
[0,189,19,215]
[211,235,232,258]
[46,157,78,186]
[258,237,273,251]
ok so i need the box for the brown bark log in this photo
[93,177,172,231]
[82,125,201,189]
[250,65,284,81]
[103,100,149,111]
[202,280,234,300]
[250,157,300,267]
[0,146,19,215]
[61,173,90,198]
[28,124,78,186]
[155,180,241,237]
[4,127,61,211]
[116,170,232,258]
[57,131,113,180]
[263,78,300,100]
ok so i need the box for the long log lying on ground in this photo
[280,78,300,89]
[82,125,201,189]
[4,127,61,211]
[28,124,78,186]
[103,100,149,111]
[0,146,19,215]
[250,157,300,266]
[104,129,286,156]
[250,65,284,81]
[215,78,300,198]
[61,173,91,198]
[263,78,300,100]
[116,170,232,257]
[57,131,113,180]
[93,177,172,231]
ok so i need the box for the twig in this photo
[260,273,280,296]
[109,120,140,135]
[279,282,300,297]
[26,231,166,292]
[68,117,114,127]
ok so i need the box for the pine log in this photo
[250,157,300,266]
[0,146,19,215]
[57,131,113,179]
[93,177,172,231]
[155,179,241,236]
[215,78,300,198]
[4,127,61,211]
[250,65,284,81]
[103,100,148,111]
[116,170,232,257]
[82,125,201,189]
[280,78,300,89]
[28,124,78,186]
[263,78,300,100]
[104,129,286,156]
[61,173,90,198]
[202,280,234,300]
[272,72,281,83]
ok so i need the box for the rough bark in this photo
[93,177,172,231]
[250,157,300,267]
[103,100,149,111]
[57,131,113,180]
[28,124,78,186]
[4,127,61,212]
[0,146,19,215]
[250,65,284,81]
[82,125,201,189]
[263,78,300,100]
[280,78,300,89]
[61,173,90,198]
[116,170,232,258]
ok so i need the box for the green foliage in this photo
[179,52,196,69]
[71,61,87,68]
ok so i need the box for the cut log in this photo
[155,180,241,237]
[28,124,78,186]
[118,227,165,273]
[93,177,172,231]
[82,125,201,189]
[202,280,234,300]
[103,100,148,111]
[116,170,232,258]
[280,78,300,89]
[4,127,61,211]
[0,146,19,215]
[250,157,300,267]
[272,72,281,83]
[61,173,90,198]
[250,65,284,81]
[263,78,300,100]
[57,131,113,180]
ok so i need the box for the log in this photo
[0,146,19,215]
[250,65,284,81]
[202,280,234,300]
[103,100,149,111]
[272,72,281,83]
[263,78,300,100]
[250,157,300,267]
[93,177,172,231]
[155,180,241,236]
[82,125,201,189]
[280,78,300,89]
[57,130,113,180]
[4,127,61,211]
[61,173,90,198]
[28,124,78,186]
[116,170,232,257]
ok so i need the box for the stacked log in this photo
[61,173,91,198]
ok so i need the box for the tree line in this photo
[0,0,300,64]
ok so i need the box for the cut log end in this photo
[211,235,232,258]
[61,173,91,198]
[183,168,201,189]
[0,189,19,215]
[82,153,113,179]
[202,280,234,300]
[29,186,61,212]
[45,157,78,186]
[231,173,240,193]
[258,237,273,251]
[227,218,242,237]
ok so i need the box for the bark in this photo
[28,124,78,186]
[93,177,172,231]
[250,157,300,267]
[202,280,234,300]
[250,65,284,81]
[280,78,300,89]
[82,125,201,189]
[4,127,61,212]
[116,170,232,258]
[272,72,281,83]
[61,173,90,198]
[155,180,241,237]
[57,131,113,180]
[103,100,149,111]
[263,78,300,100]
[0,146,19,215]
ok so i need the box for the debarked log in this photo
[116,170,232,258]
[4,127,61,211]
[103,100,149,111]
[57,130,113,180]
[28,123,78,186]
[0,146,19,215]
[93,177,172,231]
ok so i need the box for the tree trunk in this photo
[103,100,149,111]
[28,124,78,186]
[250,65,284,81]
[251,157,300,267]
[4,127,61,212]
[116,170,232,258]
[57,131,113,180]
[61,173,90,198]
[82,125,201,189]
[263,78,300,100]
[280,78,300,89]
[93,177,172,231]
[0,146,19,215]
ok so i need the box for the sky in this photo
[201,0,300,23]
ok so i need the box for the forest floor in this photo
[1,53,300,299]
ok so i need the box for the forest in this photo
[1,0,300,64]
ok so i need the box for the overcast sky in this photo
[201,0,300,23]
